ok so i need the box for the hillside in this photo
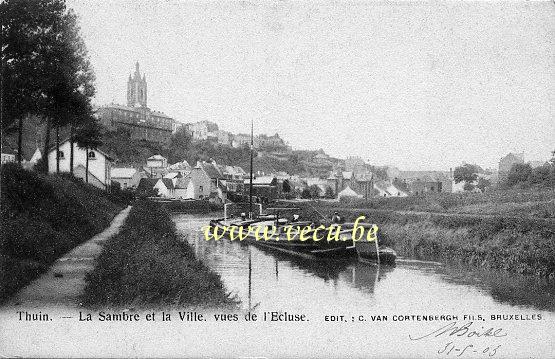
[101,127,343,176]
[0,164,123,301]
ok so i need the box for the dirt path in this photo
[7,206,132,308]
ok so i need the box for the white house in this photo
[47,139,113,190]
[1,152,16,164]
[29,148,42,165]
[373,180,408,197]
[111,167,145,189]
[174,166,211,199]
[168,160,191,175]
[163,171,184,186]
[153,178,175,198]
[146,154,167,168]
[338,186,362,199]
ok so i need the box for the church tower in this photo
[127,62,147,107]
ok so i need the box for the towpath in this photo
[7,205,132,308]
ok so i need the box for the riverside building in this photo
[97,62,176,144]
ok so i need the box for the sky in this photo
[68,0,554,171]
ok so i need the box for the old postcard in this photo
[1,0,554,358]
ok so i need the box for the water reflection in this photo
[175,214,555,314]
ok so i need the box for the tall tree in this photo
[168,127,192,163]
[453,164,480,185]
[507,163,533,187]
[1,0,95,170]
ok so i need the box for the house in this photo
[154,178,175,198]
[344,156,366,173]
[341,171,353,189]
[409,180,442,195]
[398,170,453,194]
[163,171,184,186]
[185,121,219,141]
[1,144,41,169]
[144,154,168,178]
[304,177,328,196]
[373,180,408,197]
[174,166,211,199]
[136,178,159,196]
[197,160,225,200]
[111,167,145,189]
[29,148,42,165]
[223,165,247,180]
[221,166,245,195]
[251,176,279,202]
[254,133,285,149]
[1,152,16,164]
[168,160,191,175]
[47,139,113,190]
[216,130,232,146]
[146,154,167,168]
[498,153,524,183]
[232,133,251,148]
[338,186,362,199]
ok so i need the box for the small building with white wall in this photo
[47,139,113,190]
[111,167,145,189]
[174,166,211,199]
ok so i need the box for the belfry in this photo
[127,61,147,107]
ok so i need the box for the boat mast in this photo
[249,119,254,218]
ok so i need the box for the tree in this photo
[168,127,192,163]
[74,118,103,183]
[476,177,491,193]
[463,182,475,192]
[282,179,291,193]
[507,163,532,187]
[453,164,480,184]
[324,186,335,199]
[1,0,95,169]
[301,188,312,199]
[308,184,321,198]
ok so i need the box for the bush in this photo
[272,198,555,278]
[83,200,236,308]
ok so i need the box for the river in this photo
[172,213,555,358]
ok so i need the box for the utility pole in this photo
[249,119,254,218]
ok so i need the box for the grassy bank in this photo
[278,198,555,279]
[160,199,222,213]
[292,189,555,218]
[83,200,235,308]
[0,163,122,302]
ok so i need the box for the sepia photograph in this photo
[0,0,554,358]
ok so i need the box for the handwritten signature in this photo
[409,321,507,341]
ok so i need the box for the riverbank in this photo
[0,164,123,302]
[297,188,555,218]
[276,192,555,279]
[6,206,131,307]
[83,200,235,308]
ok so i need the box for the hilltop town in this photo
[2,62,553,203]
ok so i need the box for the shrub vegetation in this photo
[83,200,235,308]
[276,197,555,278]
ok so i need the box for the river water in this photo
[173,213,555,358]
